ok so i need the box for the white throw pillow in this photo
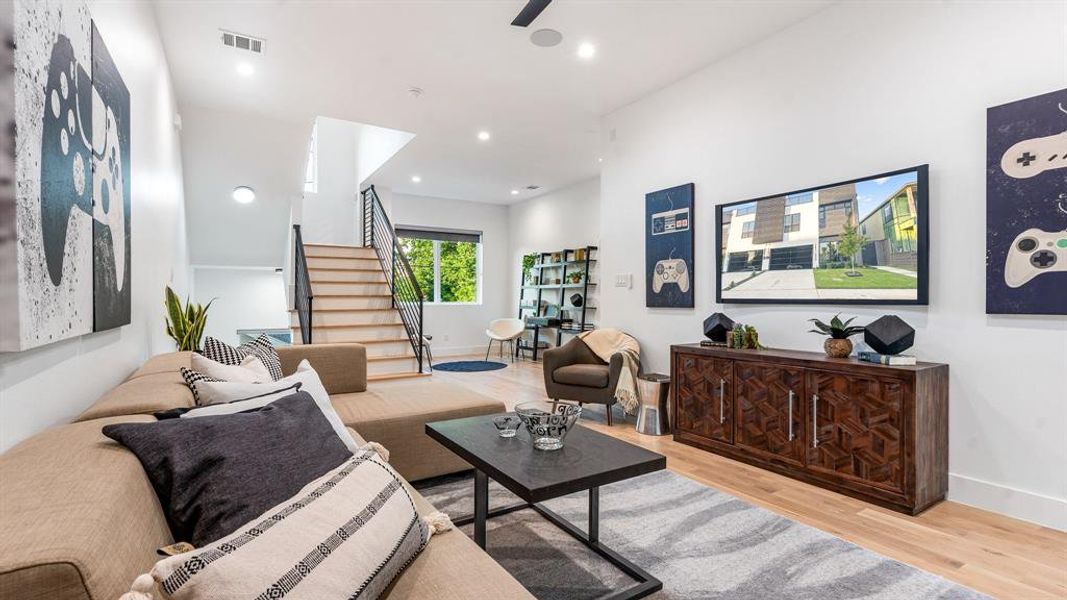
[189,353,270,383]
[122,448,451,600]
[191,361,359,453]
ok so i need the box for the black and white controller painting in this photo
[645,183,695,308]
[986,89,1067,315]
[2,0,130,351]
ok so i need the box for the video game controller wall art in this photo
[986,88,1067,315]
[645,183,694,308]
[1,0,131,351]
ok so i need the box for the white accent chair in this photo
[485,318,525,362]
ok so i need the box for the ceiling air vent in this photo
[525,185,541,191]
[221,30,264,54]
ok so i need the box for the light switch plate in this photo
[614,274,632,289]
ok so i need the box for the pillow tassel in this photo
[359,441,390,462]
[119,573,157,600]
[425,511,454,535]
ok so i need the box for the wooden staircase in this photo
[291,243,425,381]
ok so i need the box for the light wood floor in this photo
[409,355,1067,599]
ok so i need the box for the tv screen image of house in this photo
[716,165,928,305]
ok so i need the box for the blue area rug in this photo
[434,360,508,372]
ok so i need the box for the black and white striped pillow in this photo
[178,367,223,405]
[202,335,284,381]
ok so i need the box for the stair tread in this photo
[367,355,417,362]
[289,307,400,313]
[312,293,392,298]
[309,267,381,272]
[304,243,371,249]
[310,279,387,284]
[289,322,403,329]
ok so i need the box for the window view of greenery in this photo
[439,241,478,302]
[398,237,479,303]
[400,238,435,302]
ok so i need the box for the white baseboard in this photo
[949,473,1067,531]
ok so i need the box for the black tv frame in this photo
[715,164,929,306]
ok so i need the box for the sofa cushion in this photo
[75,371,194,422]
[331,381,504,482]
[0,415,173,600]
[203,334,285,381]
[387,486,534,600]
[128,351,193,379]
[553,364,610,388]
[277,343,368,394]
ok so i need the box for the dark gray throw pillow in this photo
[103,392,350,547]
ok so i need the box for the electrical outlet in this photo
[443,334,450,342]
[614,274,632,289]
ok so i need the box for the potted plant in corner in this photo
[808,314,864,358]
[164,285,213,352]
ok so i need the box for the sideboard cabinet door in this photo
[674,354,734,444]
[734,362,806,466]
[806,369,907,494]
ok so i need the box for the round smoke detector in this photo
[530,28,563,48]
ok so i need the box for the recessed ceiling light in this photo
[232,186,255,203]
[597,157,603,163]
[530,28,563,48]
[477,130,491,141]
[577,42,596,59]
[510,189,520,195]
[236,62,255,77]
[411,175,422,183]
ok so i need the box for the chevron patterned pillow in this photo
[202,335,284,381]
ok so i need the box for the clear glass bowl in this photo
[493,414,520,438]
[515,401,582,451]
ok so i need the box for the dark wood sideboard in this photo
[670,344,948,515]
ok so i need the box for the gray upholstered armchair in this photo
[542,337,624,425]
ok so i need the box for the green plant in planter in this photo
[569,271,584,284]
[164,285,213,352]
[808,314,865,358]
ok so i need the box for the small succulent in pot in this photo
[808,314,865,358]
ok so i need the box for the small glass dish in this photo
[493,415,520,438]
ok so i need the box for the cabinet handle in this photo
[719,378,726,424]
[812,393,819,448]
[788,390,795,441]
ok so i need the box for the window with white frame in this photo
[396,227,482,304]
[303,124,318,193]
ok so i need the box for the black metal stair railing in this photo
[361,185,425,372]
[293,224,314,345]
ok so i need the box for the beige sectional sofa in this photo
[0,343,534,600]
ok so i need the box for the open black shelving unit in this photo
[516,245,598,361]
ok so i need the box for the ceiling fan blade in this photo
[511,0,552,27]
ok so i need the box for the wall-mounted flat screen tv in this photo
[716,165,928,305]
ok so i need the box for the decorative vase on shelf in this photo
[824,338,853,358]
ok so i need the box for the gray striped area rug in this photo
[416,470,989,600]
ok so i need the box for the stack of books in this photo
[857,351,916,366]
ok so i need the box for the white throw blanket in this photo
[577,329,641,415]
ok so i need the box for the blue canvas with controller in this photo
[986,88,1067,315]
[645,183,694,308]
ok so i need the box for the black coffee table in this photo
[426,414,667,600]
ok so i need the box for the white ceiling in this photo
[154,0,830,206]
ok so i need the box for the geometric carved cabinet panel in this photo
[674,355,733,444]
[805,370,905,493]
[671,344,947,515]
[735,362,806,466]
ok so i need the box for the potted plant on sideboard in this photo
[808,314,864,358]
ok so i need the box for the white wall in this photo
[508,178,601,311]
[192,267,289,346]
[180,106,309,267]
[0,1,190,452]
[302,117,360,246]
[598,1,1067,528]
[390,192,510,356]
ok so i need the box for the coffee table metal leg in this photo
[474,470,488,549]
[589,486,600,543]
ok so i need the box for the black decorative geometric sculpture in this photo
[570,293,584,307]
[703,313,735,342]
[864,315,915,355]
